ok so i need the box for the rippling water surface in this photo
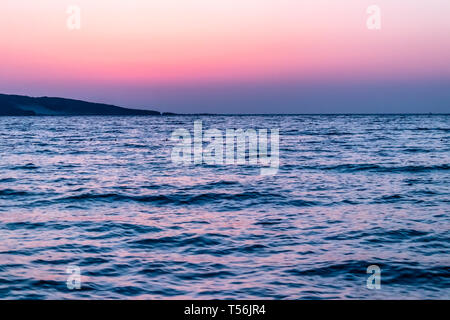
[0,115,449,299]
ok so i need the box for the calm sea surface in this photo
[0,115,449,299]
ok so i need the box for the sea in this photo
[0,114,448,299]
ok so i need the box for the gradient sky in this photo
[1,0,449,113]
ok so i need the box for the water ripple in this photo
[0,115,449,299]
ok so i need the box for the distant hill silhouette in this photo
[0,94,161,116]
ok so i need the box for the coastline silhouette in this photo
[0,93,161,116]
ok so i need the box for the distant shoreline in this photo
[0,93,161,116]
[1,93,448,116]
[0,113,448,117]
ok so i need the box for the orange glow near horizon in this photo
[1,0,450,86]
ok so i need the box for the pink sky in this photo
[1,0,449,112]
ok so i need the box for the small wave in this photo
[382,264,450,287]
[389,164,450,173]
[205,180,240,187]
[55,191,285,206]
[85,221,162,235]
[10,163,39,170]
[322,163,449,173]
[4,221,71,231]
[176,270,235,281]
[375,194,403,202]
[286,261,364,277]
[325,228,429,242]
[130,233,227,249]
[322,164,381,172]
[122,143,147,148]
[414,127,450,132]
[0,189,37,197]
[323,131,352,136]
[403,148,431,153]
[288,199,320,207]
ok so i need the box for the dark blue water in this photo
[0,115,449,299]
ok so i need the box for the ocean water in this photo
[0,115,448,299]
